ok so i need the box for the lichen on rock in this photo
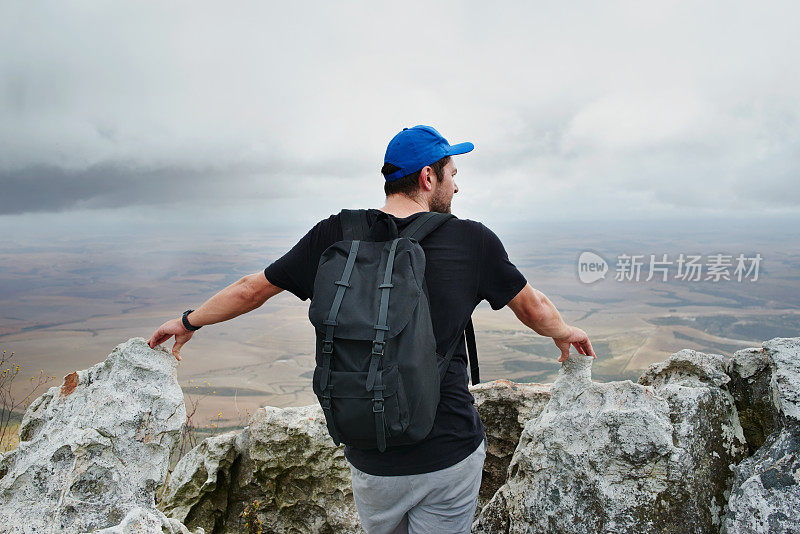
[474,347,749,534]
[4,335,800,534]
[159,405,362,534]
[722,337,800,534]
[470,379,551,512]
[0,337,201,534]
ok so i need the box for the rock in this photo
[721,420,800,534]
[160,405,362,534]
[474,349,748,534]
[763,337,800,423]
[638,349,749,531]
[470,379,550,511]
[722,337,800,534]
[726,347,780,454]
[158,429,246,532]
[161,380,553,533]
[9,334,799,533]
[0,338,201,534]
[637,348,731,389]
[92,506,204,534]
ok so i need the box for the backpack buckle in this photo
[371,341,385,355]
[372,399,384,413]
[322,341,334,354]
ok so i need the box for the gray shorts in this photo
[348,439,487,534]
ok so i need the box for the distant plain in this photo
[1,215,798,429]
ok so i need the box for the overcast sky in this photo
[1,1,799,237]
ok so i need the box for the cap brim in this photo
[445,141,475,156]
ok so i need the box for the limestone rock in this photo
[13,333,798,533]
[474,349,748,534]
[721,420,800,534]
[0,337,200,534]
[158,429,246,532]
[637,348,731,389]
[161,380,554,533]
[160,405,362,534]
[92,506,204,534]
[470,379,550,511]
[763,337,800,423]
[726,347,780,454]
[722,337,800,534]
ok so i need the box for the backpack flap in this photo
[339,209,370,241]
[308,238,426,341]
[366,211,399,241]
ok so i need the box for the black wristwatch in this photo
[181,309,202,331]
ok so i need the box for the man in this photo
[148,125,596,533]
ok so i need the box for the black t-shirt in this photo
[263,209,527,476]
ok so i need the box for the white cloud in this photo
[1,0,799,224]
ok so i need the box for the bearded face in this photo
[426,159,457,214]
[428,187,452,214]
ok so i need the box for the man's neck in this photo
[378,194,430,218]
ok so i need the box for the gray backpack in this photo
[309,209,478,452]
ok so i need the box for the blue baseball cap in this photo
[383,125,474,182]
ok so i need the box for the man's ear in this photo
[418,166,434,192]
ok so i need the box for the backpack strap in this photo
[364,236,402,452]
[366,237,402,392]
[400,212,455,241]
[339,209,370,241]
[343,210,452,242]
[465,319,479,385]
[318,238,361,445]
[403,212,480,385]
[372,370,387,452]
[437,316,480,386]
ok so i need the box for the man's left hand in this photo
[147,318,193,361]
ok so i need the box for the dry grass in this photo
[0,421,20,454]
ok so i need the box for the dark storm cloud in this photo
[0,158,370,215]
[0,164,201,215]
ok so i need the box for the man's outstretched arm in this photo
[147,272,284,359]
[506,283,596,362]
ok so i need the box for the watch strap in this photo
[182,309,201,331]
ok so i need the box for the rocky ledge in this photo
[1,336,798,533]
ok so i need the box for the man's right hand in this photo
[507,284,598,363]
[553,326,596,362]
[147,318,194,361]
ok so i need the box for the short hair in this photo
[382,156,451,197]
